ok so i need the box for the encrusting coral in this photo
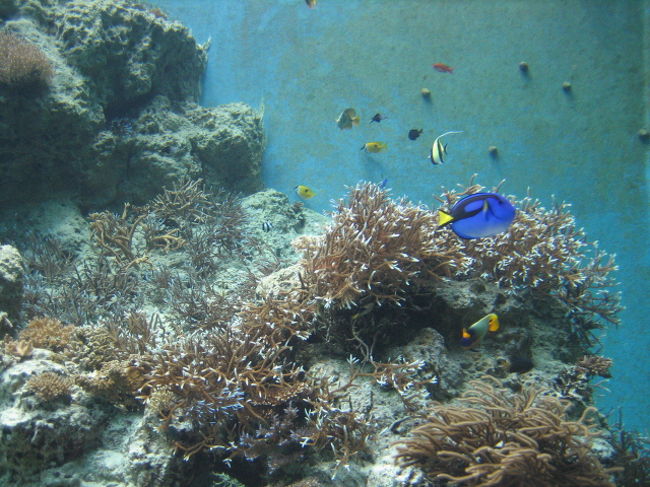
[394,377,617,487]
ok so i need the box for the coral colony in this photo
[0,1,644,485]
[1,177,639,486]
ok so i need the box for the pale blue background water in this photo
[154,0,649,435]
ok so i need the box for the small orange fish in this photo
[433,63,454,73]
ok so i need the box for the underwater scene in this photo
[0,0,648,486]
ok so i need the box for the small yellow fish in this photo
[295,185,316,199]
[305,0,317,8]
[336,108,360,130]
[361,142,388,153]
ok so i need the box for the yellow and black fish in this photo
[361,142,388,153]
[336,108,360,130]
[295,185,316,199]
[430,130,463,165]
[305,0,317,9]
[460,313,499,349]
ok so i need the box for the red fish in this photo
[433,63,454,73]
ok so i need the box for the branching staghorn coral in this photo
[138,291,370,472]
[26,372,73,402]
[436,177,622,335]
[295,182,469,312]
[395,377,616,487]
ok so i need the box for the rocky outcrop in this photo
[0,0,264,207]
[0,245,23,323]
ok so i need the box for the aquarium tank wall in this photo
[157,0,648,431]
[0,1,648,486]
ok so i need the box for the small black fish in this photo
[370,113,386,123]
[262,221,273,232]
[408,128,423,140]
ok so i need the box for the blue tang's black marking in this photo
[442,192,515,239]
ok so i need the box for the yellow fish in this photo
[295,185,316,199]
[336,108,360,130]
[305,0,317,8]
[460,313,499,349]
[361,142,388,153]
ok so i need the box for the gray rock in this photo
[242,188,328,261]
[0,355,109,484]
[0,245,23,322]
[0,1,265,207]
[102,99,265,205]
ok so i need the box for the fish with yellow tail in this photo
[430,130,463,165]
[294,184,316,199]
[361,142,388,153]
[460,313,499,349]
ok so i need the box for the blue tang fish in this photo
[438,192,515,239]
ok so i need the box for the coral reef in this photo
[0,176,630,486]
[394,377,616,486]
[437,178,622,345]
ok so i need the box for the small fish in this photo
[370,113,386,123]
[408,129,423,140]
[336,108,360,130]
[460,313,499,349]
[430,130,463,165]
[497,356,534,374]
[361,142,388,153]
[295,184,316,199]
[379,177,388,189]
[438,192,516,239]
[433,63,454,73]
[261,221,273,232]
[305,0,317,8]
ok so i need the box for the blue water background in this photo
[154,0,649,435]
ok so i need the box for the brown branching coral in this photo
[0,31,53,89]
[437,177,622,336]
[576,354,613,378]
[395,377,616,487]
[16,316,75,351]
[138,290,370,471]
[295,182,469,312]
[26,372,73,402]
[148,177,215,228]
[88,203,154,269]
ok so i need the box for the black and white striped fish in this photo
[261,221,273,232]
[430,130,463,165]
